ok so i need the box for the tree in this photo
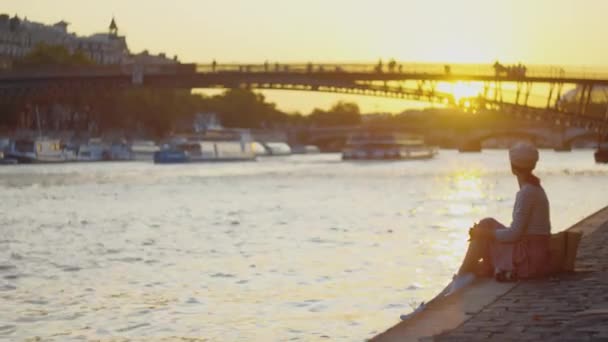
[209,88,288,129]
[308,101,361,127]
[13,43,94,69]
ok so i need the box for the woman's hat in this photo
[509,142,539,170]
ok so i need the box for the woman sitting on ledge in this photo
[448,142,551,293]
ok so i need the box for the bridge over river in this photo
[1,62,607,144]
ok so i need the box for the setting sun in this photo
[437,81,484,102]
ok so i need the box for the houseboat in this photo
[108,140,134,161]
[154,129,256,164]
[251,142,269,156]
[0,138,17,164]
[261,142,292,156]
[131,140,160,161]
[76,138,107,162]
[342,131,437,160]
[6,137,67,163]
[291,145,321,154]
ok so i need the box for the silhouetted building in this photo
[130,50,179,65]
[0,14,177,68]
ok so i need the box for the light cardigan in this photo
[495,183,551,242]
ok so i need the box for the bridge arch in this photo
[563,131,601,147]
[457,129,549,151]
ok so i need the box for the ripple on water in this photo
[308,304,327,312]
[111,257,143,263]
[0,265,16,271]
[186,297,200,304]
[0,325,16,335]
[115,322,150,333]
[3,274,23,280]
[210,272,235,278]
[0,284,16,291]
[406,283,423,290]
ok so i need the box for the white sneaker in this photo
[400,302,425,321]
[444,273,475,296]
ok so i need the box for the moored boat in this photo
[291,145,320,154]
[251,142,269,156]
[6,137,67,163]
[595,148,608,163]
[154,129,256,164]
[131,140,160,161]
[342,131,437,160]
[0,138,16,164]
[75,138,108,162]
[108,140,134,161]
[261,142,291,156]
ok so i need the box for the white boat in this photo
[251,142,269,156]
[0,138,17,164]
[342,131,437,160]
[7,137,67,163]
[109,141,133,161]
[0,137,9,152]
[291,145,320,154]
[130,140,159,161]
[155,130,256,163]
[76,138,107,162]
[262,142,292,156]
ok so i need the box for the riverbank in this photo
[371,205,608,341]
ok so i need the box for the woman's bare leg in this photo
[456,218,501,276]
[457,239,488,275]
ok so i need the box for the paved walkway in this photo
[372,206,608,341]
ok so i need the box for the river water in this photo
[1,150,607,341]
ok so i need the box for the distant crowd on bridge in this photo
[204,59,571,80]
[493,61,528,78]
[208,58,441,74]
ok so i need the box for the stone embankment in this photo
[372,206,608,341]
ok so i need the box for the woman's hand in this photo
[468,222,495,241]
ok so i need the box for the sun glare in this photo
[437,81,484,102]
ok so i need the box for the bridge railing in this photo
[5,62,608,82]
[194,62,608,81]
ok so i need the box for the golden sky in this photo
[4,0,608,112]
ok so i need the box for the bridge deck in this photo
[3,63,608,86]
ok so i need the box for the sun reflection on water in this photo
[430,169,489,267]
[444,169,486,202]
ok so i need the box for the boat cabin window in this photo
[177,143,202,154]
[15,140,34,152]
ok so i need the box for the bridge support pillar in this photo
[554,82,564,110]
[515,82,523,105]
[523,82,532,106]
[546,83,556,109]
[493,80,503,103]
[583,84,594,116]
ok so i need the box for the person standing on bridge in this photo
[446,142,551,294]
[375,59,383,73]
[212,59,217,72]
[388,59,396,73]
